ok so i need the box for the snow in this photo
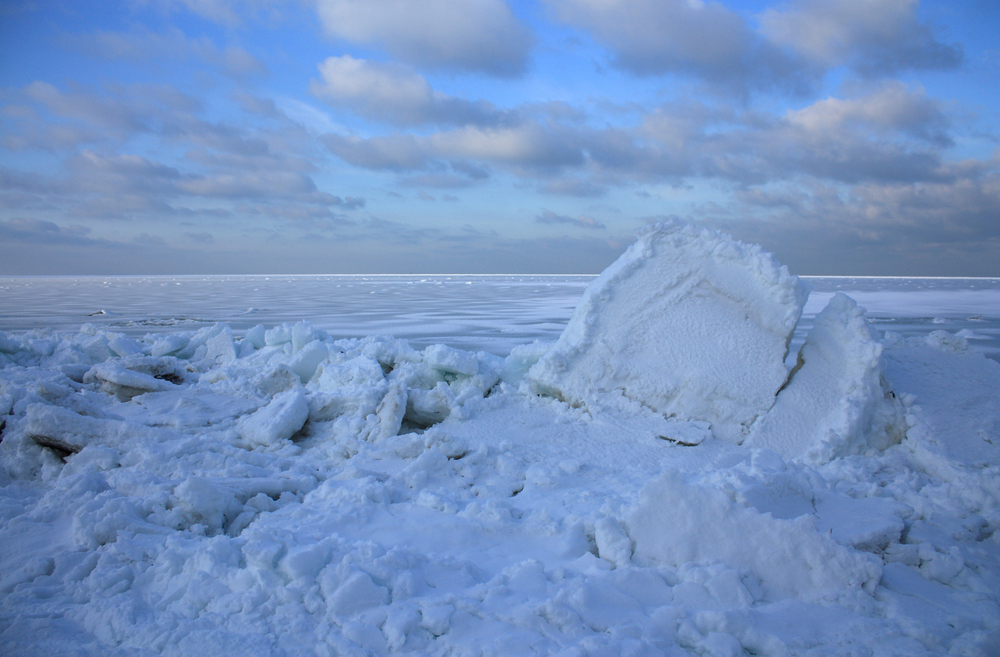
[1,226,999,656]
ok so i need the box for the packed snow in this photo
[1,222,998,656]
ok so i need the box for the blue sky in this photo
[1,0,998,275]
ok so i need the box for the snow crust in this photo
[1,227,999,656]
[527,222,808,441]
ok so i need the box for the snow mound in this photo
[629,471,882,603]
[527,221,808,441]
[745,293,905,464]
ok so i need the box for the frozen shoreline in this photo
[2,228,999,655]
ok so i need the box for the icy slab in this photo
[82,355,187,401]
[237,389,309,448]
[628,471,882,603]
[745,293,905,464]
[527,222,808,441]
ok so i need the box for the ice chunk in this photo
[629,471,881,602]
[289,339,329,382]
[594,517,632,568]
[265,324,292,347]
[291,320,318,352]
[279,543,331,581]
[24,402,171,454]
[106,333,143,358]
[423,344,479,376]
[174,476,242,531]
[324,570,390,618]
[405,381,457,426]
[527,221,807,441]
[242,324,266,350]
[151,333,189,358]
[204,326,236,364]
[745,293,905,464]
[237,389,309,448]
[362,381,407,442]
[501,342,550,385]
[84,356,185,401]
[814,494,910,552]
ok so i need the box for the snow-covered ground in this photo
[1,224,998,656]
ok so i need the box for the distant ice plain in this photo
[2,275,998,361]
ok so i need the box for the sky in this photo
[0,0,998,276]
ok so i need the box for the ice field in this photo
[1,223,999,656]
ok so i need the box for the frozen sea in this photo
[2,258,999,657]
[2,275,998,361]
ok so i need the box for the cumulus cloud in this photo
[428,124,584,168]
[68,151,183,195]
[577,83,957,186]
[547,0,960,93]
[176,171,324,200]
[323,122,584,172]
[133,233,167,246]
[741,83,955,183]
[320,81,961,192]
[149,0,283,28]
[540,177,607,197]
[545,0,809,93]
[72,28,267,78]
[315,0,534,77]
[231,91,283,119]
[24,81,150,135]
[184,231,215,243]
[398,173,481,189]
[784,82,951,145]
[0,218,96,245]
[1,76,373,230]
[322,133,428,171]
[725,168,1000,276]
[536,210,606,229]
[760,0,962,75]
[311,56,499,126]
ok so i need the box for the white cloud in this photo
[323,122,584,172]
[0,217,97,246]
[547,0,960,92]
[759,0,961,75]
[311,56,498,126]
[429,123,584,168]
[540,177,607,197]
[315,0,534,77]
[322,133,429,171]
[24,81,148,135]
[148,0,282,28]
[726,170,1000,276]
[320,81,961,188]
[74,28,267,79]
[545,0,807,93]
[785,82,950,145]
[536,209,606,229]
